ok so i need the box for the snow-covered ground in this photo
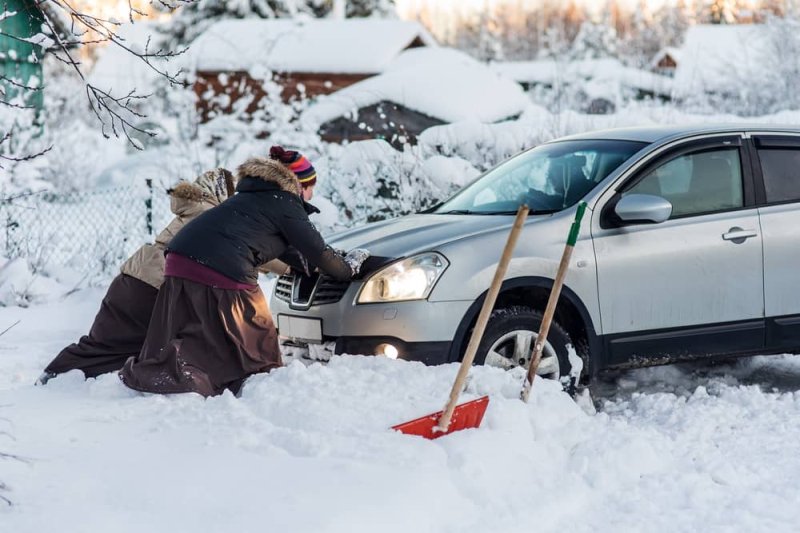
[3,289,800,532]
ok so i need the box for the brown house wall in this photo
[274,72,371,101]
[193,71,371,122]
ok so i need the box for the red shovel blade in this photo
[391,396,490,440]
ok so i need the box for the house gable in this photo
[319,101,445,147]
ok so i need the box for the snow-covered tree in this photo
[345,0,396,18]
[620,1,689,67]
[702,0,740,23]
[568,20,620,60]
[165,0,396,45]
[761,12,800,111]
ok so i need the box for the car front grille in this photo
[274,273,350,307]
[274,275,293,302]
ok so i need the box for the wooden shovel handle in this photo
[521,202,587,403]
[435,205,530,433]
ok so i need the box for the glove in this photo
[344,248,370,276]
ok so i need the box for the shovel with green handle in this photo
[521,201,588,403]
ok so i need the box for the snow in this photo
[650,46,682,69]
[303,47,530,127]
[12,12,800,529]
[187,18,436,73]
[421,154,480,190]
[491,58,674,98]
[4,292,800,531]
[672,24,772,97]
[0,258,67,307]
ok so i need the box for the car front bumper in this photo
[269,281,472,364]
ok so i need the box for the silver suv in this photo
[271,125,800,381]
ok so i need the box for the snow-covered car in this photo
[270,125,800,382]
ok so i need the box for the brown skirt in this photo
[119,276,282,397]
[45,274,158,378]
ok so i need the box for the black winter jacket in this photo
[167,157,352,285]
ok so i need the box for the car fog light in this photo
[377,343,399,359]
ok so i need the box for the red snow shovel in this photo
[392,205,530,439]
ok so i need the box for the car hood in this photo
[327,213,527,261]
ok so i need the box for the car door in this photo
[749,134,800,350]
[591,135,765,366]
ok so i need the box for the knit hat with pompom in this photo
[269,145,317,187]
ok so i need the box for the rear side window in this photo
[757,149,800,203]
[626,148,743,217]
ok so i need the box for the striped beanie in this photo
[269,145,317,187]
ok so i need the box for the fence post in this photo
[3,205,9,258]
[145,178,154,237]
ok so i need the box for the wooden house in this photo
[187,18,436,122]
[303,47,530,147]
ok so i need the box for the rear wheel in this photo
[474,306,573,382]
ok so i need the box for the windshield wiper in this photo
[487,209,559,216]
[436,209,475,215]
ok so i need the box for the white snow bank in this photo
[4,294,800,531]
[491,58,674,98]
[303,47,530,126]
[421,154,480,191]
[316,139,473,225]
[673,24,773,97]
[0,257,70,307]
[188,18,436,73]
[418,104,800,171]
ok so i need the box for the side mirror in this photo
[614,194,673,224]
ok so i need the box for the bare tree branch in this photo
[0,98,34,109]
[1,0,197,163]
[0,74,43,92]
[0,133,53,168]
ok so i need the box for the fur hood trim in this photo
[237,157,300,195]
[169,181,208,202]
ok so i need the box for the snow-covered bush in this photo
[0,257,68,307]
[315,139,477,226]
[416,106,577,172]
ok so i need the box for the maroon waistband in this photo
[164,253,254,290]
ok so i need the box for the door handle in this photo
[722,227,758,243]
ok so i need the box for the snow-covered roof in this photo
[188,18,436,73]
[491,58,674,98]
[303,47,530,126]
[650,46,682,69]
[672,24,772,96]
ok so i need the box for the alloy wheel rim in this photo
[484,329,560,379]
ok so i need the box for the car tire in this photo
[474,306,574,383]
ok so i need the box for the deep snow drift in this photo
[2,289,800,533]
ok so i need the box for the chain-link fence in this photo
[0,181,173,286]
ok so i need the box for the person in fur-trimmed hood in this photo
[37,168,237,385]
[119,148,369,397]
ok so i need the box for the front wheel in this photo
[474,306,573,382]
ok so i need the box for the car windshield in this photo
[432,139,647,215]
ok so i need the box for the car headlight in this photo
[357,252,449,304]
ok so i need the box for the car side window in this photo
[757,148,800,203]
[625,148,744,217]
